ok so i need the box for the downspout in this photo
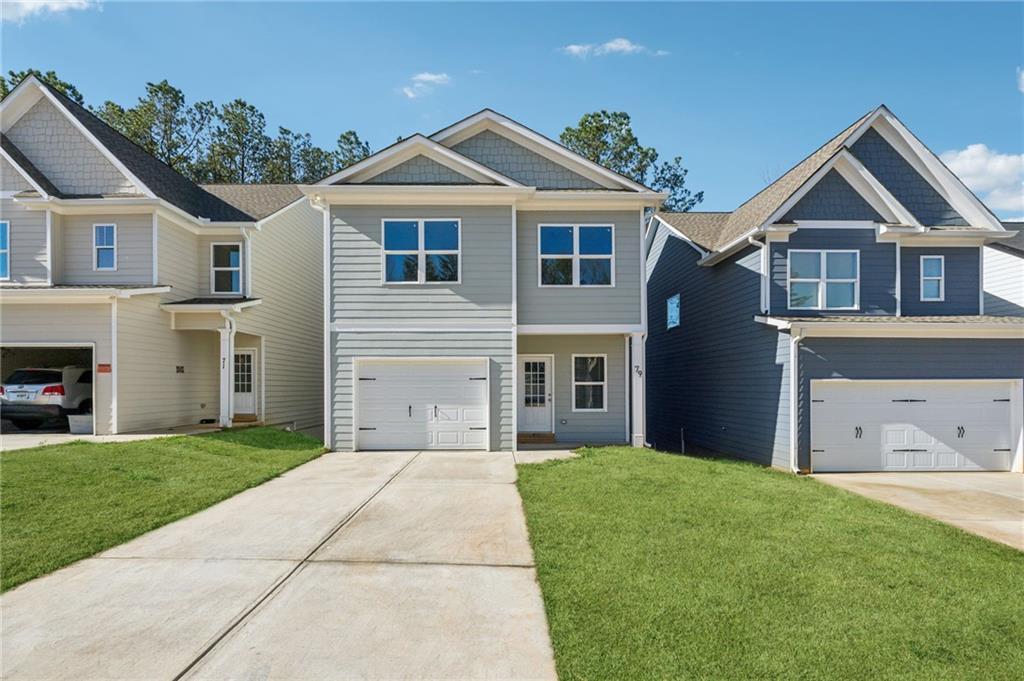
[309,196,333,450]
[218,311,236,428]
[788,329,804,474]
[748,237,767,313]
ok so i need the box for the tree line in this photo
[1,69,702,210]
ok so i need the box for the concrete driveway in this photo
[1,450,557,680]
[814,472,1023,550]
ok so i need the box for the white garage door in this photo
[811,380,1017,472]
[356,359,489,451]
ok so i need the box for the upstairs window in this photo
[666,293,680,329]
[539,224,614,287]
[0,221,8,280]
[788,249,859,310]
[211,243,242,294]
[383,219,460,284]
[920,255,944,301]
[572,354,607,412]
[93,224,117,271]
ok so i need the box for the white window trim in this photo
[380,218,462,285]
[666,293,680,330]
[0,220,10,281]
[786,249,860,311]
[93,223,117,272]
[571,353,608,413]
[538,223,615,288]
[919,255,945,302]
[210,242,243,295]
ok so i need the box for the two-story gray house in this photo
[302,110,663,451]
[0,76,323,436]
[645,105,1023,473]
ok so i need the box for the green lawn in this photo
[517,447,1024,680]
[1,427,325,591]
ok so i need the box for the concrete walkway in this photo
[1,451,558,680]
[0,422,220,451]
[814,472,1023,550]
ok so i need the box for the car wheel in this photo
[11,420,43,430]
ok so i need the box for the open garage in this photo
[1,345,96,435]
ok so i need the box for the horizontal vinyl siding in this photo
[983,246,1024,315]
[330,205,512,325]
[769,228,896,316]
[116,296,219,432]
[797,338,1024,470]
[157,217,199,300]
[646,230,790,467]
[60,213,152,284]
[0,303,113,434]
[196,234,245,297]
[333,330,513,452]
[0,199,48,284]
[901,246,980,315]
[517,334,627,444]
[517,210,642,325]
[236,201,323,432]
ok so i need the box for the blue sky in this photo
[3,1,1022,217]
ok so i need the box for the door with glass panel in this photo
[519,356,553,433]
[233,350,256,415]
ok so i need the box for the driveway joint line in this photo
[306,558,536,569]
[171,450,422,681]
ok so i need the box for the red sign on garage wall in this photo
[97,364,112,373]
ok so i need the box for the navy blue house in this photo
[644,106,1024,473]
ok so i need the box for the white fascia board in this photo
[649,214,708,257]
[160,299,262,313]
[298,184,533,205]
[116,286,171,298]
[697,228,762,266]
[253,197,307,229]
[431,110,651,193]
[834,151,921,228]
[0,77,45,130]
[0,147,49,197]
[519,190,666,211]
[517,324,645,335]
[758,316,1024,339]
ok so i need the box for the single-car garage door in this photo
[811,380,1019,472]
[355,358,489,450]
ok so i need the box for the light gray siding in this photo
[60,213,152,284]
[983,246,1024,315]
[517,334,628,444]
[332,330,514,451]
[646,228,790,468]
[362,155,477,185]
[156,217,199,300]
[797,338,1024,470]
[329,204,513,324]
[452,130,601,189]
[1,157,33,192]
[0,199,48,284]
[517,210,642,325]
[769,228,897,316]
[195,234,245,297]
[900,246,980,315]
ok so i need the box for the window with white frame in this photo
[539,224,614,287]
[920,255,944,301]
[93,224,116,271]
[211,243,242,294]
[788,249,859,310]
[382,219,460,284]
[666,293,680,329]
[0,221,9,280]
[572,354,607,412]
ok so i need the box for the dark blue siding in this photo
[781,169,884,223]
[901,247,980,315]
[646,227,789,467]
[797,338,1024,469]
[770,228,897,316]
[850,128,967,226]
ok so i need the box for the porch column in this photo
[218,318,236,428]
[630,332,646,447]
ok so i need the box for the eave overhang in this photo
[755,315,1024,339]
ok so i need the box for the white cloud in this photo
[941,143,1024,214]
[399,72,452,99]
[1,0,95,24]
[560,37,669,59]
[1018,66,1024,94]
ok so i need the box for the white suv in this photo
[0,367,93,430]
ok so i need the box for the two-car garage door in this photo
[355,359,489,450]
[811,380,1019,472]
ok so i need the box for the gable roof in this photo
[200,184,303,220]
[1,134,60,196]
[652,212,731,252]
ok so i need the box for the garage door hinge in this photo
[811,449,825,452]
[469,427,486,431]
[993,398,1010,402]
[358,427,376,431]
[993,448,1011,452]
[469,377,487,381]
[358,377,376,381]
[892,399,926,403]
[811,399,824,403]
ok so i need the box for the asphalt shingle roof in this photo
[653,212,732,252]
[996,222,1024,254]
[1,134,61,196]
[199,184,302,220]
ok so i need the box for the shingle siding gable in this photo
[781,169,884,223]
[362,155,479,185]
[452,129,601,189]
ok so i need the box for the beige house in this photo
[0,76,323,436]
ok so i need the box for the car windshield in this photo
[4,370,62,386]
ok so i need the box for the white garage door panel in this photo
[357,360,488,451]
[811,381,1016,472]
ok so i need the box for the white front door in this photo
[233,350,256,415]
[811,380,1017,472]
[518,356,553,433]
[356,359,489,450]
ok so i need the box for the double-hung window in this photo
[211,243,242,294]
[93,224,116,271]
[0,221,9,280]
[382,219,460,284]
[920,255,944,301]
[572,354,607,412]
[788,249,859,310]
[539,224,614,287]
